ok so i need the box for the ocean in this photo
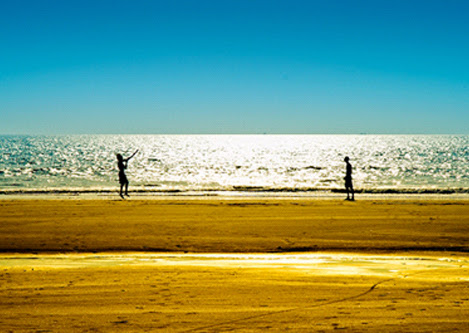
[0,135,468,195]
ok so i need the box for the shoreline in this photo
[2,187,469,194]
[2,190,469,201]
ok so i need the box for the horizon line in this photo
[1,133,468,136]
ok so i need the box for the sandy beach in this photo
[1,198,468,253]
[1,197,468,332]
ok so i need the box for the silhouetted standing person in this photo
[117,150,138,199]
[344,156,354,201]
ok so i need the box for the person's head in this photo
[344,156,349,162]
[116,154,123,162]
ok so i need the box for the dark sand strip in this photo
[1,199,468,253]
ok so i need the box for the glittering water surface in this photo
[0,135,468,193]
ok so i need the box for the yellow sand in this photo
[0,198,468,332]
[1,198,469,253]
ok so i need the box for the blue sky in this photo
[1,0,468,134]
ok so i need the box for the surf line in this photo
[180,277,396,333]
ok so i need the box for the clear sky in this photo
[1,0,468,134]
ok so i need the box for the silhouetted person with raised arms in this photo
[344,156,354,201]
[116,150,138,199]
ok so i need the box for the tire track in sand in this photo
[180,277,397,332]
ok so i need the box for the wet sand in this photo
[1,198,469,332]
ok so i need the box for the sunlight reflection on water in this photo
[1,135,468,193]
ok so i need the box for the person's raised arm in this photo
[125,149,139,162]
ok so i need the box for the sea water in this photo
[0,135,468,194]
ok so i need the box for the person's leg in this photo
[125,181,129,196]
[120,184,125,199]
[345,185,350,200]
[350,183,355,201]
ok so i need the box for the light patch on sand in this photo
[1,253,467,280]
[1,252,468,332]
